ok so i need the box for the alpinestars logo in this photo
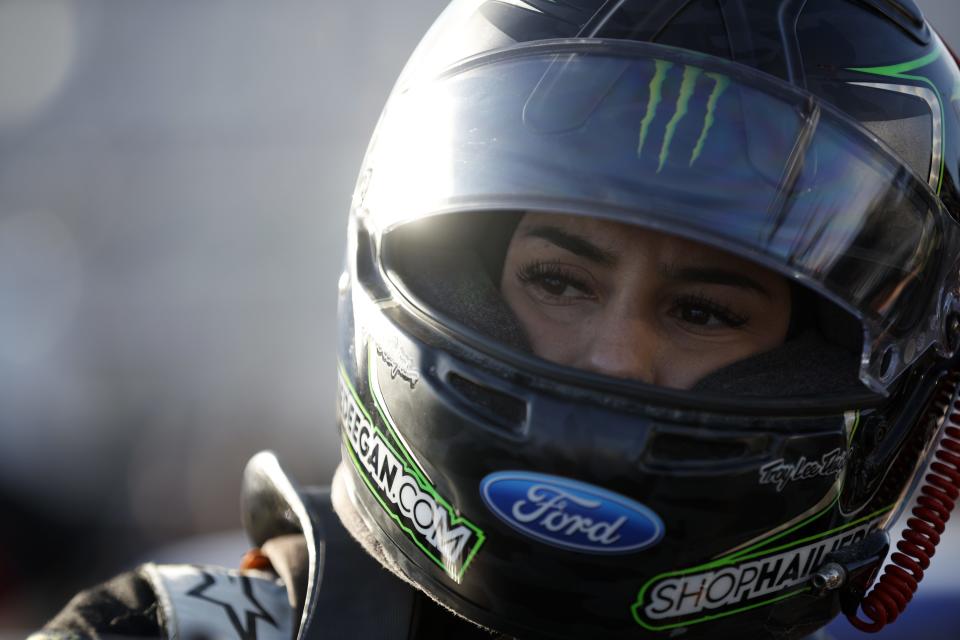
[637,60,730,173]
[337,370,485,582]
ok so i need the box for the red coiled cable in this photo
[847,378,960,632]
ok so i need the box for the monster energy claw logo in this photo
[637,60,730,172]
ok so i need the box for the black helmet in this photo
[333,1,960,638]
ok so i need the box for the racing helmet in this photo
[333,1,960,638]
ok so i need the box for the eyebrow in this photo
[520,225,618,265]
[658,264,773,297]
[520,224,773,296]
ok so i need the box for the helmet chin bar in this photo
[814,371,960,632]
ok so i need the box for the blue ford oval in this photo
[480,471,664,554]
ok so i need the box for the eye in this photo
[537,274,573,296]
[671,294,748,329]
[516,261,597,304]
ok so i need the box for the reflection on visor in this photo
[362,41,960,394]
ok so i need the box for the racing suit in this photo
[31,452,498,640]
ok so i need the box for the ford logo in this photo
[480,471,664,554]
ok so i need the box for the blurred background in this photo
[0,0,958,636]
[0,0,448,631]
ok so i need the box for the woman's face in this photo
[500,213,792,389]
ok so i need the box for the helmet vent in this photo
[447,372,528,436]
[643,430,771,471]
[855,0,929,43]
[355,225,390,300]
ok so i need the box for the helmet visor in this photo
[361,41,960,394]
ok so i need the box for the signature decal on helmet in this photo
[758,447,849,492]
[480,471,664,554]
[631,510,889,630]
[338,368,485,582]
[375,336,419,389]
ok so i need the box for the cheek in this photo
[501,280,588,365]
[657,345,757,390]
[658,316,791,389]
[747,294,792,355]
[657,353,722,390]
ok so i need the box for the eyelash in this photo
[516,261,595,301]
[670,293,749,329]
[515,261,750,328]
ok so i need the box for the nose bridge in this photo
[581,310,659,384]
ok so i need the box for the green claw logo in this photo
[637,61,730,172]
